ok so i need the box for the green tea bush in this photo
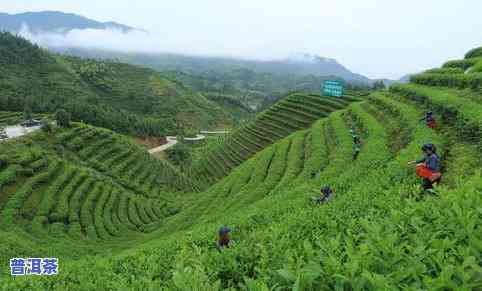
[390,84,482,151]
[37,165,75,217]
[465,46,482,59]
[442,58,481,70]
[469,60,482,73]
[80,183,103,239]
[127,198,143,228]
[424,67,464,74]
[0,165,20,189]
[102,191,121,236]
[93,187,113,240]
[2,160,60,227]
[410,73,482,89]
[54,172,88,221]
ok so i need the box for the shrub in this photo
[424,67,464,74]
[465,46,482,59]
[41,120,53,133]
[410,73,482,89]
[55,109,71,128]
[469,61,482,73]
[442,58,480,70]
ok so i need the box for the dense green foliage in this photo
[424,67,464,74]
[410,73,482,89]
[442,58,481,70]
[0,111,44,126]
[465,46,482,59]
[1,81,480,289]
[166,143,192,169]
[411,46,482,90]
[0,43,481,291]
[57,47,372,111]
[190,92,362,185]
[0,32,235,136]
[55,109,71,128]
[0,122,198,247]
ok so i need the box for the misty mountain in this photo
[0,10,371,84]
[0,11,138,34]
[398,74,413,83]
[54,47,373,85]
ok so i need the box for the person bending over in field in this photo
[350,129,361,144]
[408,143,442,193]
[350,129,362,160]
[353,141,362,161]
[216,226,232,251]
[311,186,334,204]
[420,111,437,129]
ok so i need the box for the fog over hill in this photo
[0,11,379,85]
[0,11,138,33]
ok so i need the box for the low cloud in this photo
[18,24,287,61]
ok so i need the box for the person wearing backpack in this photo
[408,143,442,192]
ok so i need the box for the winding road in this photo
[147,130,230,154]
[148,136,178,154]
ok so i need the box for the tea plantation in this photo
[0,47,481,290]
[191,92,363,185]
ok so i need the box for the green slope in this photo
[191,92,362,185]
[0,46,481,290]
[0,32,235,136]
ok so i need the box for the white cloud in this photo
[7,0,482,79]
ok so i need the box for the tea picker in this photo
[216,226,232,251]
[408,143,442,194]
[350,129,362,160]
[311,186,334,204]
[420,111,437,129]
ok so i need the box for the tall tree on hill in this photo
[56,109,71,128]
[372,80,386,90]
[23,102,33,121]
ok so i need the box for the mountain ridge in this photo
[1,11,374,84]
[0,11,140,33]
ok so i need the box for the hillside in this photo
[0,32,236,136]
[0,45,481,290]
[0,122,197,245]
[191,92,362,185]
[0,11,138,34]
[55,47,371,111]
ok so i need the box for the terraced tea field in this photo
[0,46,481,290]
[192,92,362,185]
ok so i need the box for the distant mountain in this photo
[398,74,413,83]
[280,53,371,83]
[0,11,372,84]
[53,47,373,86]
[0,31,233,136]
[0,11,138,34]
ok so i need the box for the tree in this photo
[56,109,71,128]
[372,80,386,90]
[23,102,33,120]
[41,120,53,133]
[166,143,192,168]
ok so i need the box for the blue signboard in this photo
[322,80,344,97]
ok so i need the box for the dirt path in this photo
[147,130,229,154]
[148,136,178,154]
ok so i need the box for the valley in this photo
[0,11,480,290]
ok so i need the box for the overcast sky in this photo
[2,0,481,79]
